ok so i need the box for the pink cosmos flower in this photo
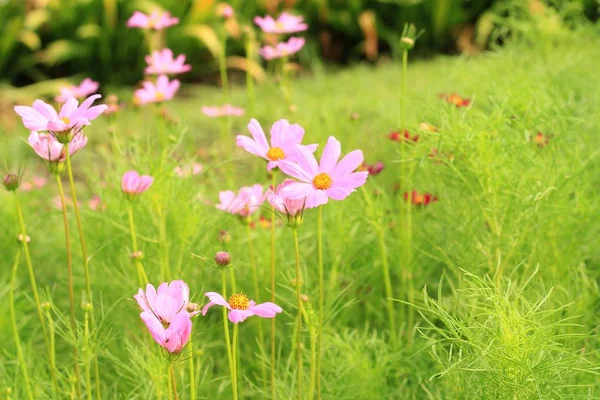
[122,171,153,196]
[201,292,282,324]
[134,75,180,105]
[217,4,234,19]
[55,78,100,103]
[174,163,203,177]
[254,12,308,34]
[201,104,245,118]
[236,118,317,171]
[127,10,179,30]
[216,184,265,217]
[145,49,191,75]
[88,195,106,211]
[268,179,305,217]
[278,136,369,208]
[21,175,48,192]
[14,95,107,135]
[135,281,195,354]
[259,37,305,60]
[28,131,87,162]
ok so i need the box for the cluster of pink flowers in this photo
[128,10,188,106]
[56,78,99,103]
[216,118,368,227]
[255,12,308,60]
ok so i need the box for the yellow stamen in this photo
[156,91,165,101]
[61,117,70,125]
[313,173,332,190]
[267,147,285,161]
[229,293,250,310]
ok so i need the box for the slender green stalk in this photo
[159,207,172,281]
[219,29,229,97]
[245,36,255,114]
[170,363,179,400]
[246,223,267,384]
[270,173,277,400]
[127,202,149,286]
[167,363,173,400]
[10,250,34,400]
[232,324,239,400]
[44,304,58,397]
[308,304,317,400]
[280,56,292,108]
[316,206,324,400]
[64,143,92,299]
[55,175,81,394]
[188,335,195,400]
[222,271,235,396]
[293,228,303,400]
[84,309,93,400]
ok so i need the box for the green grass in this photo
[1,26,600,399]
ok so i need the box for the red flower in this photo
[389,129,419,143]
[439,93,470,108]
[533,132,550,148]
[360,161,384,176]
[404,190,438,206]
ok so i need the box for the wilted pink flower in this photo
[127,10,179,30]
[201,104,245,118]
[15,95,107,140]
[254,12,308,34]
[236,118,317,170]
[28,131,87,162]
[135,281,195,354]
[259,37,305,60]
[202,292,282,324]
[268,179,306,227]
[145,49,191,75]
[216,184,265,217]
[55,78,99,103]
[134,75,180,105]
[174,163,203,177]
[278,136,369,208]
[122,171,154,196]
[21,175,48,192]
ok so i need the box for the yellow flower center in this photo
[61,117,70,125]
[267,147,285,161]
[275,21,285,30]
[229,293,250,310]
[156,91,165,101]
[313,173,332,190]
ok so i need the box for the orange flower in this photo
[533,132,550,148]
[404,190,438,206]
[439,93,471,108]
[389,129,419,143]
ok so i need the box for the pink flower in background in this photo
[127,10,179,30]
[121,171,153,196]
[55,78,99,103]
[216,185,265,217]
[174,163,203,177]
[268,179,305,216]
[88,195,106,211]
[21,176,48,192]
[145,49,191,75]
[15,95,107,134]
[259,37,305,60]
[201,104,245,118]
[217,3,234,19]
[278,136,369,208]
[134,75,180,105]
[53,195,80,209]
[28,131,87,162]
[135,281,196,354]
[254,12,308,34]
[237,118,317,170]
[202,292,282,324]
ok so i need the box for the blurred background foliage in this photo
[0,0,598,88]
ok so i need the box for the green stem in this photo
[219,30,229,97]
[280,56,292,108]
[170,362,179,400]
[45,305,58,397]
[222,271,234,395]
[245,37,255,114]
[128,202,149,286]
[10,250,34,400]
[293,228,302,400]
[84,310,93,400]
[232,324,239,400]
[246,223,267,384]
[308,303,316,400]
[316,206,324,400]
[270,173,277,400]
[188,334,195,400]
[55,176,81,395]
[64,143,92,300]
[167,363,173,400]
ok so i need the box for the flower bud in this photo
[17,234,31,244]
[81,301,93,312]
[186,303,200,313]
[215,251,231,267]
[400,36,415,50]
[219,230,231,243]
[131,250,144,260]
[2,174,20,191]
[41,301,52,311]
